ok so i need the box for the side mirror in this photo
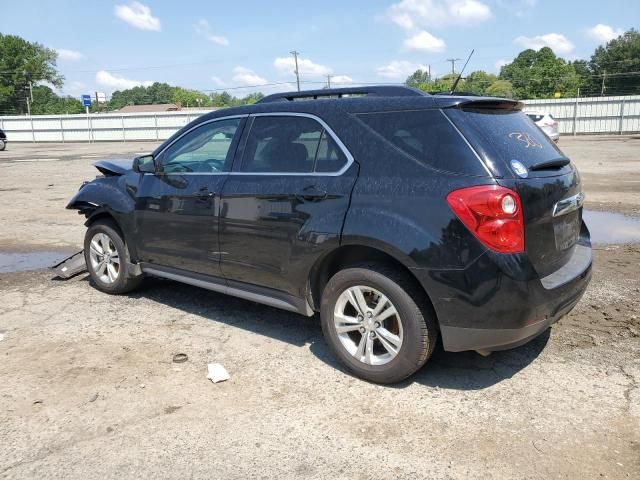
[133,154,156,173]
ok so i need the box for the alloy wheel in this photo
[88,232,120,284]
[333,285,404,366]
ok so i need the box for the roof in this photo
[118,104,179,113]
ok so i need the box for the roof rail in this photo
[257,85,427,103]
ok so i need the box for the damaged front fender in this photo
[66,171,140,260]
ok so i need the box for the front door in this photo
[219,114,357,298]
[135,117,245,276]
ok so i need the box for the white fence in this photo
[1,94,639,142]
[523,95,640,135]
[0,110,212,143]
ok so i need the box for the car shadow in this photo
[88,276,550,391]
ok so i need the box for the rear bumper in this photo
[412,240,592,352]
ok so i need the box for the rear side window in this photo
[527,114,544,122]
[240,116,347,174]
[315,130,348,173]
[356,109,486,175]
[446,109,565,170]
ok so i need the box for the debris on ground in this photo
[206,363,230,383]
[172,353,188,363]
[88,393,98,403]
[51,251,87,279]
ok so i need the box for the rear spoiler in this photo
[454,99,524,111]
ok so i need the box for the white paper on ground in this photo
[207,363,230,383]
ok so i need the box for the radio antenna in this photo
[450,49,475,94]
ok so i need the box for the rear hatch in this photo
[445,101,585,277]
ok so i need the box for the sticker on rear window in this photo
[510,160,528,178]
[509,132,543,149]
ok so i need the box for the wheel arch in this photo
[83,210,141,261]
[307,243,439,329]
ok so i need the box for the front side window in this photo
[162,118,241,173]
[240,116,348,173]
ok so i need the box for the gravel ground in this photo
[0,138,639,479]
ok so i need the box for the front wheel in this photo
[320,264,438,384]
[84,220,142,294]
[0,140,5,151]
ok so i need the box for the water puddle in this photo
[583,210,640,245]
[0,251,72,273]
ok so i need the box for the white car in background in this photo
[525,110,560,143]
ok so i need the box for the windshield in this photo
[445,108,566,176]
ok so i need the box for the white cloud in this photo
[232,66,268,86]
[331,75,353,84]
[495,59,509,71]
[388,0,492,29]
[211,76,226,88]
[586,24,623,44]
[403,30,446,52]
[514,33,574,55]
[194,20,229,46]
[56,48,84,61]
[65,81,88,97]
[96,70,153,90]
[273,56,332,76]
[376,60,431,79]
[496,0,537,17]
[114,2,161,31]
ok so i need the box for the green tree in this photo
[499,47,581,99]
[432,73,464,93]
[171,87,211,108]
[405,69,431,89]
[242,92,264,104]
[0,34,63,114]
[486,80,515,98]
[588,29,640,95]
[568,59,590,93]
[210,91,233,107]
[30,85,84,114]
[464,71,498,95]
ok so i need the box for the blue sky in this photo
[1,0,637,98]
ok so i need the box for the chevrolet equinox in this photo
[67,86,592,383]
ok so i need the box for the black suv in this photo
[67,86,591,383]
[0,128,6,151]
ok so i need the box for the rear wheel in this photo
[0,140,5,151]
[84,220,142,294]
[320,264,438,384]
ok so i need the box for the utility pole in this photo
[601,70,607,96]
[290,50,301,92]
[29,82,33,103]
[26,98,31,116]
[428,65,431,83]
[326,75,332,89]
[446,58,461,76]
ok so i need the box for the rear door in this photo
[446,106,583,277]
[135,117,245,276]
[219,113,357,298]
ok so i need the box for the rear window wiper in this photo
[528,158,570,171]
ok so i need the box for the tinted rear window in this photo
[527,114,544,122]
[356,109,487,176]
[446,109,565,170]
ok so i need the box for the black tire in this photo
[320,263,438,384]
[83,219,142,294]
[0,141,5,151]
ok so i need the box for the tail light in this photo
[446,185,524,253]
